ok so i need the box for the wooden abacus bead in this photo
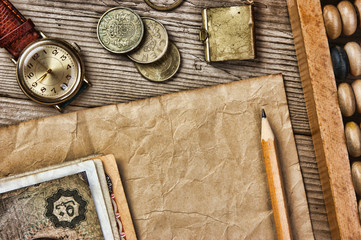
[338,83,356,116]
[330,45,350,79]
[345,121,361,157]
[338,1,358,35]
[323,5,342,39]
[354,0,361,27]
[352,161,361,196]
[344,42,361,76]
[352,79,361,113]
[338,1,357,36]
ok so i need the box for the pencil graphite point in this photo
[262,109,266,118]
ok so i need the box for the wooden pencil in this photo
[261,109,293,240]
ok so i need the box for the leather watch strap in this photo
[0,0,40,59]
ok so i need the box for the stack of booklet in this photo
[0,154,135,240]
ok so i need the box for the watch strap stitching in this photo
[1,0,25,23]
[0,18,34,47]
[0,0,40,58]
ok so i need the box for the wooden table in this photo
[0,0,331,239]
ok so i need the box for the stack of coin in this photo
[97,7,181,82]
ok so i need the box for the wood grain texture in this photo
[0,0,330,239]
[287,0,360,239]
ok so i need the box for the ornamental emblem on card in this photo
[200,3,255,62]
[45,189,87,229]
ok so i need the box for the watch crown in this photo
[72,42,81,52]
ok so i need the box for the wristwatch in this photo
[0,0,91,112]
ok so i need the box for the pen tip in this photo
[262,109,266,118]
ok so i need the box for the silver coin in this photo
[97,7,144,54]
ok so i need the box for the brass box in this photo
[200,5,255,62]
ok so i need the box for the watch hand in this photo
[35,73,47,83]
[35,69,52,83]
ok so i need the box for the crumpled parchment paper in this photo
[0,73,314,240]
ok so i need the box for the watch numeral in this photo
[27,63,33,69]
[66,75,71,80]
[43,50,47,54]
[27,72,34,79]
[41,87,46,93]
[32,53,39,61]
[60,55,67,61]
[32,82,37,87]
[67,64,71,70]
[51,88,56,93]
[52,49,58,55]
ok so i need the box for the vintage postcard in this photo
[0,160,119,240]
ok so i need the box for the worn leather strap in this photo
[0,18,35,47]
[0,0,40,58]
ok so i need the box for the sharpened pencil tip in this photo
[262,109,266,118]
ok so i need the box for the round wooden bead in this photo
[330,45,349,79]
[352,161,361,196]
[344,42,361,76]
[323,5,342,39]
[352,80,361,113]
[345,121,361,157]
[338,1,357,36]
[338,83,356,117]
[354,0,361,28]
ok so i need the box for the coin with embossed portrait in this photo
[135,42,180,82]
[97,7,144,54]
[128,17,169,64]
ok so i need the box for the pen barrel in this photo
[261,139,293,240]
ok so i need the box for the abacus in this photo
[323,0,361,222]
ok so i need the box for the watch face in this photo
[17,39,84,105]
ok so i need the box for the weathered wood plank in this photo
[295,134,331,240]
[0,97,86,127]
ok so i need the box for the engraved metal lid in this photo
[97,7,144,54]
[135,41,180,82]
[128,17,169,64]
[200,5,255,62]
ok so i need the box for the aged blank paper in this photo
[0,74,314,239]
